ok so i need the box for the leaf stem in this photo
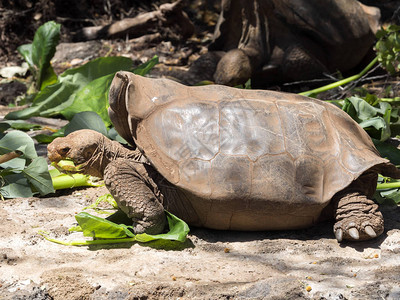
[299,57,379,97]
[38,230,135,246]
[376,181,400,190]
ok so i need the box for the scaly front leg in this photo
[104,158,166,234]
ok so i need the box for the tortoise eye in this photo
[60,147,70,154]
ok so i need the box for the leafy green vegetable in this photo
[40,210,190,246]
[6,55,159,127]
[5,57,134,122]
[49,168,101,190]
[0,131,54,198]
[375,25,400,75]
[18,21,60,91]
[0,120,42,131]
[342,96,395,141]
[64,111,108,136]
[61,73,116,125]
[373,139,400,166]
[132,55,159,76]
[22,157,55,195]
[83,193,118,215]
[75,212,135,238]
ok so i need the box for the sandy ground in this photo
[1,185,400,300]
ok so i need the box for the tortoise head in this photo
[214,49,252,86]
[48,129,106,178]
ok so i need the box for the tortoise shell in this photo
[108,72,388,226]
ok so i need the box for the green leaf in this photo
[17,44,34,68]
[135,211,190,243]
[5,57,133,120]
[0,131,37,159]
[18,21,60,91]
[0,173,33,198]
[0,123,11,133]
[31,21,60,90]
[5,80,79,120]
[64,111,108,136]
[0,121,42,131]
[375,188,400,205]
[373,139,400,165]
[75,212,135,239]
[61,73,114,125]
[42,210,190,246]
[33,130,64,144]
[133,55,158,76]
[343,96,392,141]
[22,157,55,195]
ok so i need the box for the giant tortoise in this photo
[48,72,400,242]
[189,0,380,87]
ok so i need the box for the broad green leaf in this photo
[373,139,400,165]
[0,123,11,133]
[17,44,34,68]
[0,120,41,131]
[375,188,400,205]
[107,127,128,144]
[135,211,190,243]
[74,210,189,242]
[133,55,158,76]
[75,212,135,239]
[59,56,133,83]
[22,157,55,195]
[5,57,133,120]
[64,111,108,136]
[5,80,79,120]
[343,97,392,141]
[18,21,60,91]
[0,131,37,159]
[33,131,63,144]
[0,157,26,171]
[345,97,378,121]
[0,173,33,198]
[42,210,190,246]
[31,21,60,90]
[61,73,114,125]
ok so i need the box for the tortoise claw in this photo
[364,225,377,238]
[335,228,343,242]
[348,228,360,240]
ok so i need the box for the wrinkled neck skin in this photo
[82,136,144,178]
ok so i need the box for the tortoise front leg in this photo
[333,172,383,242]
[104,158,167,234]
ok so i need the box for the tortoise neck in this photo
[99,138,145,176]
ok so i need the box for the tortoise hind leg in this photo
[104,158,166,235]
[333,171,383,242]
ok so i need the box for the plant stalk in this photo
[376,181,400,190]
[299,56,379,97]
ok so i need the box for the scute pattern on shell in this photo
[108,72,389,226]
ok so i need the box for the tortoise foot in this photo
[334,193,383,242]
[104,158,167,235]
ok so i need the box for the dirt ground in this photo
[0,184,400,300]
